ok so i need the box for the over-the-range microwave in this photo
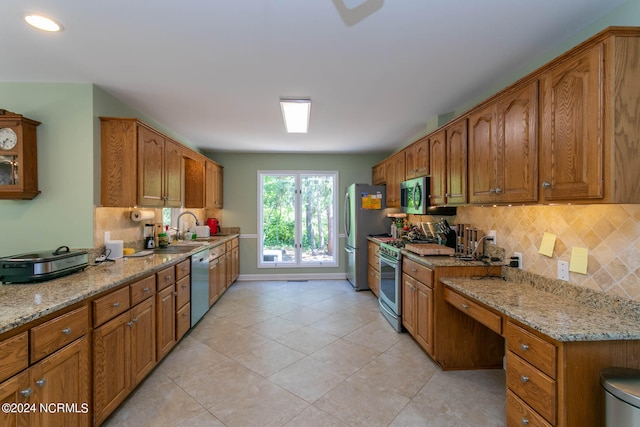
[400,177,456,216]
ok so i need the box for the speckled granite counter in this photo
[402,250,504,268]
[0,235,238,335]
[441,276,640,342]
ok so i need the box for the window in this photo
[259,171,338,268]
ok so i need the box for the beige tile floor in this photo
[104,280,506,427]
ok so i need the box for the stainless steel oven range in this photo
[378,241,403,332]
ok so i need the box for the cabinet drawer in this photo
[443,287,502,334]
[94,287,130,327]
[402,258,433,288]
[30,305,89,363]
[156,265,176,290]
[176,275,190,308]
[0,332,28,383]
[225,241,232,252]
[176,302,191,341]
[209,244,225,260]
[507,351,556,425]
[506,321,556,378]
[507,390,553,427]
[130,275,156,306]
[175,259,191,280]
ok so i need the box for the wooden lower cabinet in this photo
[156,284,176,361]
[0,336,90,427]
[402,259,434,356]
[93,296,156,426]
[367,241,380,297]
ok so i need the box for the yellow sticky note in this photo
[570,247,589,274]
[538,232,556,257]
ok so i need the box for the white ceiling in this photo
[2,0,626,153]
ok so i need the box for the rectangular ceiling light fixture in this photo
[280,98,311,133]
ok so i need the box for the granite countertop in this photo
[0,235,238,335]
[441,276,640,342]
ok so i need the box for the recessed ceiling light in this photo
[25,14,63,32]
[280,99,311,133]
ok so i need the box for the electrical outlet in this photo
[513,252,522,269]
[487,230,497,245]
[558,261,569,281]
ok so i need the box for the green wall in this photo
[0,83,95,257]
[207,152,388,278]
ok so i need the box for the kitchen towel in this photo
[131,209,155,222]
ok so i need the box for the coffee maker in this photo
[144,224,155,249]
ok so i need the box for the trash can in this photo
[601,367,640,426]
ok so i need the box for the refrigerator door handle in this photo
[344,192,351,238]
[345,246,354,254]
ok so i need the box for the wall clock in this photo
[0,109,41,199]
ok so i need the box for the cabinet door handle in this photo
[113,302,120,308]
[542,181,551,189]
[35,378,46,387]
[461,304,469,309]
[20,387,32,397]
[61,327,72,335]
[127,321,133,327]
[495,187,502,194]
[489,188,496,194]
[520,375,529,383]
[520,343,529,351]
[132,318,138,323]
[521,418,529,425]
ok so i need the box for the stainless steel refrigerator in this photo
[344,183,388,290]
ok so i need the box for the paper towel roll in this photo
[106,240,124,260]
[131,209,155,222]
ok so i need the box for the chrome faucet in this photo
[176,211,200,240]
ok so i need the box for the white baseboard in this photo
[237,273,348,281]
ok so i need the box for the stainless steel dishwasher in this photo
[190,248,210,327]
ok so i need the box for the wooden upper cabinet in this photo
[206,160,224,209]
[101,117,183,207]
[429,130,447,206]
[469,80,538,204]
[385,151,405,208]
[372,162,386,185]
[445,118,468,205]
[405,136,429,179]
[540,42,604,202]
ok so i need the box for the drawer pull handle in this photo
[61,327,72,335]
[520,375,529,383]
[143,287,150,292]
[20,388,32,397]
[520,343,529,351]
[35,378,46,387]
[127,321,133,327]
[165,275,172,280]
[113,302,120,308]
[461,304,469,309]
[183,311,188,317]
[521,418,529,425]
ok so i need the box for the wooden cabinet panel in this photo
[405,136,429,179]
[130,275,156,306]
[156,285,176,361]
[176,302,191,341]
[175,275,191,309]
[385,152,405,208]
[372,163,385,185]
[137,126,166,207]
[0,370,29,427]
[0,332,28,384]
[93,311,130,425]
[506,390,553,427]
[130,297,156,388]
[30,336,90,427]
[205,160,224,209]
[30,306,89,364]
[163,139,183,208]
[506,321,556,379]
[468,104,497,203]
[156,265,176,291]
[429,130,447,206]
[209,256,221,306]
[415,280,433,355]
[401,274,417,336]
[402,258,433,288]
[445,118,468,205]
[444,287,502,335]
[93,287,130,327]
[176,259,191,281]
[540,43,604,202]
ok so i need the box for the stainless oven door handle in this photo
[379,300,399,319]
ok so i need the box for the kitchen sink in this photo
[152,246,198,254]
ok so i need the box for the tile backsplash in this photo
[455,204,640,301]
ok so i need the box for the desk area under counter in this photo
[441,275,640,427]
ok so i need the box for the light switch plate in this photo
[558,261,569,281]
[487,230,497,245]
